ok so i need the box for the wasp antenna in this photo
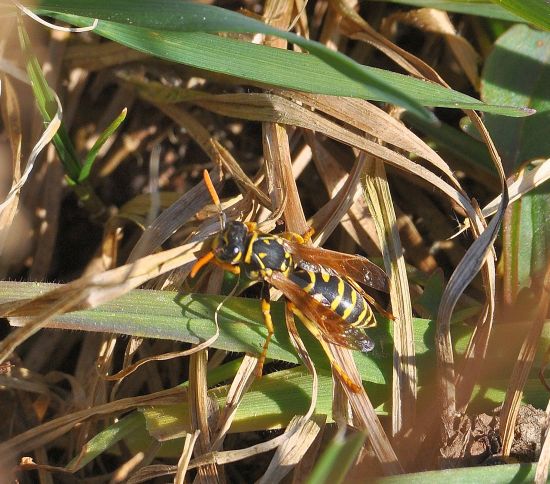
[203,169,221,208]
[203,169,226,229]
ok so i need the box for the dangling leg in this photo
[257,282,274,377]
[289,302,362,393]
[281,227,315,244]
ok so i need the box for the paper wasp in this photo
[191,170,391,392]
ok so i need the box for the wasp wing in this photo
[265,272,374,353]
[281,241,389,293]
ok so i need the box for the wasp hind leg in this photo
[289,302,362,393]
[257,283,274,377]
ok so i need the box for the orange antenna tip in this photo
[190,251,215,278]
[203,170,221,208]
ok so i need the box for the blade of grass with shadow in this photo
[23,0,533,117]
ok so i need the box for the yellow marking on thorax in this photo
[330,278,345,311]
[244,232,258,264]
[321,272,331,283]
[341,287,357,320]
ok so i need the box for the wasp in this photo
[191,170,391,392]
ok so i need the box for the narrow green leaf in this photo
[376,463,537,483]
[66,412,145,471]
[482,25,550,294]
[33,0,431,120]
[370,0,524,21]
[78,108,127,183]
[66,358,244,471]
[30,1,532,116]
[18,16,81,181]
[482,25,550,171]
[490,0,550,30]
[403,113,496,178]
[2,281,550,388]
[306,431,366,484]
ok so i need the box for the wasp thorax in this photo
[212,221,249,264]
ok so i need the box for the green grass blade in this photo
[29,2,531,117]
[306,431,366,484]
[66,412,145,471]
[482,25,550,295]
[482,25,550,170]
[18,16,81,181]
[32,0,431,120]
[2,281,550,390]
[78,108,127,183]
[370,0,524,21]
[376,463,537,483]
[490,0,550,30]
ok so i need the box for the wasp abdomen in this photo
[289,270,373,329]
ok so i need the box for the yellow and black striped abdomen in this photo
[289,270,373,328]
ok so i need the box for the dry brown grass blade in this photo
[438,111,506,419]
[264,122,308,233]
[258,416,324,484]
[127,464,178,484]
[0,74,23,277]
[188,350,219,483]
[65,41,149,72]
[159,103,271,208]
[482,158,550,218]
[189,433,295,469]
[190,93,477,215]
[535,400,550,484]
[291,92,459,187]
[1,386,185,460]
[0,241,200,364]
[329,344,402,475]
[304,132,380,253]
[111,451,149,483]
[175,430,201,484]
[500,263,550,456]
[127,164,222,262]
[307,138,367,245]
[211,355,258,451]
[333,0,447,83]
[364,156,416,436]
[103,334,220,382]
[285,304,319,423]
[384,8,480,90]
[261,123,288,229]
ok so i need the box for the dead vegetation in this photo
[0,0,549,482]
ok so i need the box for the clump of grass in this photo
[0,1,548,482]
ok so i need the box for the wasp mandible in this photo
[191,170,391,392]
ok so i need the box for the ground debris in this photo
[440,404,546,469]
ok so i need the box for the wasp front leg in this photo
[281,227,315,244]
[257,283,274,377]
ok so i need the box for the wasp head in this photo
[212,221,249,265]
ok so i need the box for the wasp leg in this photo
[212,259,241,275]
[281,227,315,244]
[289,302,362,393]
[257,283,274,377]
[244,221,257,232]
